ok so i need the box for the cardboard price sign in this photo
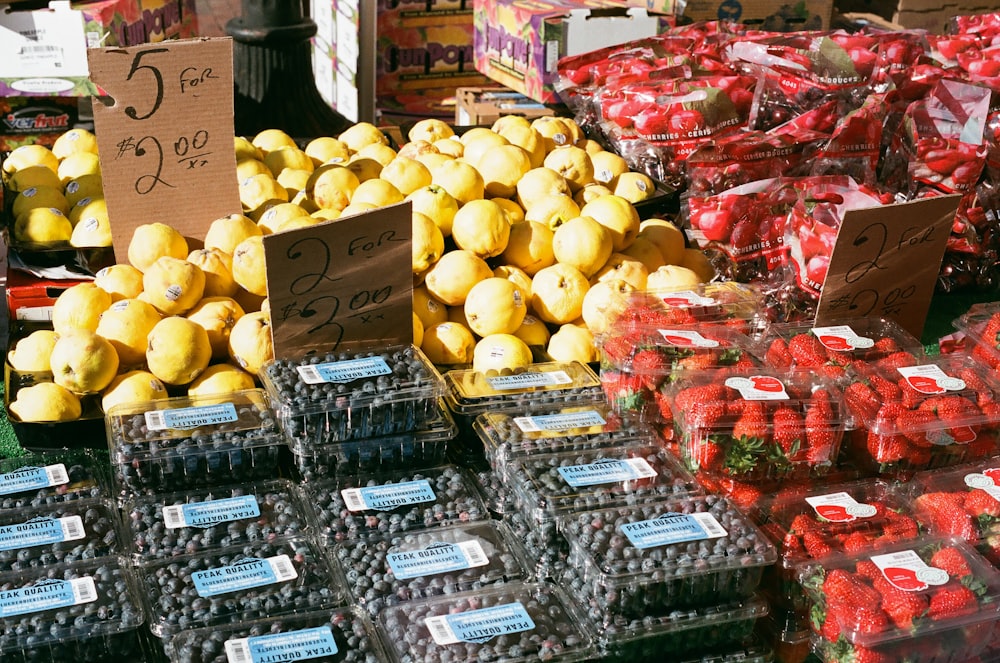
[88,38,241,263]
[263,202,413,357]
[815,195,961,339]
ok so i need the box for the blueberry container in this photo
[560,494,778,618]
[332,520,532,615]
[796,536,1000,663]
[472,401,657,474]
[503,508,568,581]
[122,479,311,563]
[261,344,447,445]
[0,556,145,662]
[289,398,456,482]
[105,389,285,499]
[375,581,597,663]
[141,535,346,644]
[0,497,122,572]
[304,465,488,545]
[0,450,108,507]
[164,606,387,662]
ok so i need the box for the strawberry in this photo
[913,492,978,542]
[772,405,804,455]
[856,560,882,582]
[653,389,675,422]
[868,374,902,401]
[820,614,842,643]
[790,513,819,534]
[835,604,891,634]
[601,371,648,414]
[875,577,930,629]
[805,389,837,463]
[965,488,1000,517]
[930,546,972,578]
[928,585,978,620]
[631,349,668,389]
[850,645,893,663]
[734,353,758,369]
[844,381,881,422]
[896,409,938,447]
[691,438,726,471]
[765,337,793,368]
[802,530,834,558]
[957,367,995,406]
[873,401,906,432]
[876,350,919,371]
[716,477,764,509]
[600,334,637,365]
[842,531,875,554]
[674,353,718,371]
[897,378,926,410]
[872,336,901,357]
[674,384,728,412]
[880,511,919,541]
[687,401,727,429]
[867,430,911,464]
[788,333,830,367]
[732,400,769,441]
[822,569,867,602]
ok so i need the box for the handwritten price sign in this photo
[816,195,960,339]
[263,202,413,356]
[88,38,241,262]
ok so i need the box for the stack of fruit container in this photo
[952,302,1000,373]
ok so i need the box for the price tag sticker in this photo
[88,39,241,263]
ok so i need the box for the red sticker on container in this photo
[805,492,877,523]
[871,549,949,592]
[725,375,788,400]
[897,365,966,395]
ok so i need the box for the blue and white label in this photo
[0,516,85,551]
[514,410,607,433]
[341,480,436,512]
[387,540,489,579]
[0,577,96,617]
[557,458,657,487]
[0,464,68,495]
[224,626,338,663]
[621,512,728,549]
[425,602,535,645]
[145,403,238,431]
[296,357,391,385]
[163,495,261,529]
[191,555,297,597]
[485,371,573,390]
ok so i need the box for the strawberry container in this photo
[756,317,926,379]
[260,344,447,446]
[287,397,457,482]
[560,494,778,619]
[752,478,924,614]
[472,401,657,474]
[906,459,1000,566]
[667,368,847,483]
[757,607,811,663]
[796,537,1000,663]
[952,301,1000,371]
[841,353,1000,478]
[611,282,767,338]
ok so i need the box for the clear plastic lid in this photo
[0,497,122,572]
[473,402,657,472]
[165,606,387,662]
[598,324,761,377]
[141,536,345,638]
[105,389,285,497]
[952,301,1000,369]
[376,581,596,663]
[666,368,847,479]
[611,282,765,338]
[0,450,107,507]
[504,442,701,525]
[443,361,604,416]
[0,556,145,658]
[332,520,533,615]
[755,317,925,377]
[796,536,1000,648]
[905,459,1000,553]
[122,478,311,563]
[260,344,447,442]
[753,478,923,571]
[560,495,777,607]
[304,465,489,545]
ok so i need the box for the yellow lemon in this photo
[547,324,598,364]
[491,115,532,134]
[593,253,648,290]
[414,152,452,172]
[63,173,104,207]
[228,310,274,374]
[638,218,686,266]
[13,207,72,243]
[49,330,119,393]
[338,122,389,153]
[236,157,270,181]
[495,123,545,168]
[590,150,629,187]
[68,196,106,227]
[52,282,112,334]
[474,144,532,199]
[305,136,350,165]
[52,128,99,159]
[7,329,59,372]
[234,136,263,161]
[552,215,613,279]
[95,298,162,367]
[275,216,323,231]
[146,317,212,386]
[307,164,360,212]
[433,138,464,158]
[421,322,476,365]
[573,183,614,207]
[350,178,404,207]
[9,383,81,422]
[231,235,268,297]
[380,156,432,196]
[424,250,492,306]
[408,118,456,143]
[2,144,58,175]
[141,256,206,315]
[530,263,590,324]
[355,142,398,167]
[239,172,288,213]
[543,145,595,192]
[251,128,296,155]
[492,265,533,300]
[69,209,112,247]
[472,334,533,373]
[516,167,570,209]
[464,277,527,337]
[128,222,189,273]
[308,209,339,222]
[648,263,705,291]
[186,296,246,359]
[346,156,384,182]
[188,248,238,297]
[406,184,458,237]
[500,220,555,276]
[56,151,101,186]
[94,264,144,301]
[580,194,640,251]
[397,140,438,161]
[413,312,424,348]
[621,236,666,273]
[513,314,550,347]
[431,159,484,205]
[451,199,511,259]
[256,202,311,234]
[492,198,525,225]
[523,194,580,231]
[530,117,574,152]
[263,146,314,178]
[340,201,379,217]
[680,248,716,282]
[413,285,449,329]
[204,213,262,255]
[8,165,60,193]
[577,138,605,155]
[101,370,168,413]
[413,211,445,274]
[12,185,68,218]
[461,131,509,168]
[581,279,636,335]
[277,168,313,198]
[614,171,656,203]
[187,363,256,397]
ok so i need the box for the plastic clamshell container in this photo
[667,368,847,482]
[473,402,660,474]
[0,556,145,662]
[331,520,533,615]
[164,606,387,662]
[141,535,345,641]
[0,497,122,572]
[905,459,1000,565]
[443,361,605,418]
[589,593,770,660]
[841,353,1000,476]
[560,494,778,618]
[122,478,311,563]
[757,608,810,663]
[375,581,597,663]
[752,478,923,612]
[260,344,446,445]
[288,398,456,482]
[796,536,1000,663]
[304,465,489,545]
[598,323,761,378]
[755,317,925,376]
[952,301,1000,370]
[612,282,766,338]
[504,442,702,528]
[504,508,569,581]
[0,450,108,506]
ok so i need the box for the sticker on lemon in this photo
[472,334,533,373]
[141,256,206,316]
[464,278,527,337]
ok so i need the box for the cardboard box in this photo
[0,97,81,152]
[0,0,196,97]
[681,0,833,30]
[834,0,1000,33]
[5,269,89,325]
[472,0,670,104]
[310,0,376,123]
[455,85,555,125]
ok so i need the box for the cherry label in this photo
[724,375,789,400]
